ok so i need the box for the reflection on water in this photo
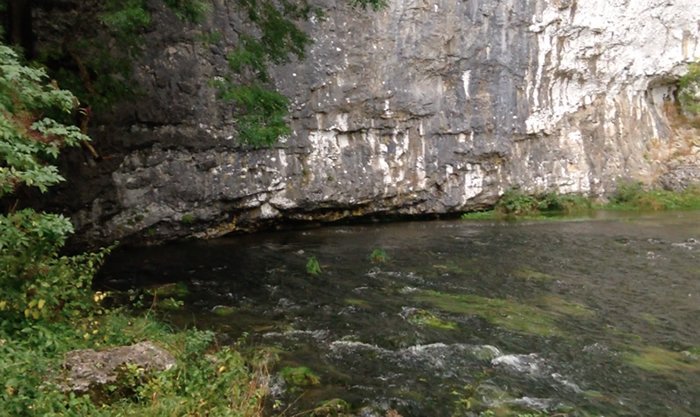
[100,211,700,416]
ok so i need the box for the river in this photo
[99,211,700,417]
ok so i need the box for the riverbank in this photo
[0,305,270,416]
[460,182,700,220]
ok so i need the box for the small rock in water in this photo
[471,344,502,361]
[492,353,545,376]
[211,305,236,316]
[508,396,554,411]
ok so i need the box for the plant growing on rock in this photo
[306,255,322,276]
[678,61,700,119]
[369,248,389,264]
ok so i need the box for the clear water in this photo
[100,211,700,417]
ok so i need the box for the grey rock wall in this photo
[56,0,700,245]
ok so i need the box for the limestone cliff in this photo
[48,0,700,245]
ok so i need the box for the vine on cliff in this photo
[678,61,700,119]
[3,0,385,147]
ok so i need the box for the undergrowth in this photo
[0,312,271,417]
[0,43,269,417]
[606,180,700,211]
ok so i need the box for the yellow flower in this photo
[93,291,108,303]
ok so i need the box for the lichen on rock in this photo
[61,341,176,398]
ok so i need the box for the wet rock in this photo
[279,366,321,387]
[211,305,237,316]
[491,353,546,377]
[61,341,176,396]
[312,398,351,417]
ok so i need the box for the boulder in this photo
[62,341,176,396]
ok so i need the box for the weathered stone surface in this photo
[37,0,700,245]
[62,341,176,394]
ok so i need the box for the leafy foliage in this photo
[494,189,539,216]
[0,43,269,417]
[0,44,108,327]
[11,0,386,146]
[0,47,87,195]
[218,82,291,146]
[32,0,208,112]
[215,0,315,147]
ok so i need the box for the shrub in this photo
[610,180,645,205]
[537,192,591,214]
[494,189,539,216]
[608,180,700,211]
[0,45,109,328]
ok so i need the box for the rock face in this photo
[44,0,700,245]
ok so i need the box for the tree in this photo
[0,44,105,327]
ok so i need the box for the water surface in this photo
[100,211,700,416]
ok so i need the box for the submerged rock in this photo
[312,398,352,417]
[61,341,176,396]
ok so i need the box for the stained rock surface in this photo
[35,0,700,245]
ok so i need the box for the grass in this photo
[461,183,700,220]
[605,181,700,211]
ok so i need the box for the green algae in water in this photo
[413,290,562,336]
[407,309,457,330]
[211,305,237,316]
[533,295,594,318]
[512,267,554,283]
[432,260,477,275]
[280,366,321,387]
[625,346,700,373]
[146,282,189,298]
[344,298,370,308]
[414,291,593,336]
[369,248,390,264]
[312,398,351,416]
